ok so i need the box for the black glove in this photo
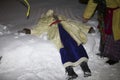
[88,27,95,33]
[18,28,31,34]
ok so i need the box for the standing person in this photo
[82,0,120,65]
[20,10,93,80]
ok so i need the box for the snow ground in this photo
[0,0,120,80]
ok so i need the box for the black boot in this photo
[0,56,2,61]
[65,66,78,80]
[0,56,2,64]
[106,59,119,65]
[80,61,91,77]
[96,52,106,58]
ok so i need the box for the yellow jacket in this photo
[31,12,91,49]
[83,0,120,40]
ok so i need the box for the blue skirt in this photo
[58,23,88,64]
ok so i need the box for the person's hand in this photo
[88,27,95,33]
[18,28,31,34]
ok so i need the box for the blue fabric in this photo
[58,23,88,64]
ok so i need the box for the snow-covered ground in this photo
[0,0,120,80]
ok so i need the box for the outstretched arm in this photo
[82,0,97,23]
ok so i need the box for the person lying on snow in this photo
[19,9,95,80]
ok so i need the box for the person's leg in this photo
[65,66,78,79]
[0,56,2,64]
[80,61,91,77]
[96,32,105,57]
[104,35,120,65]
[0,56,2,61]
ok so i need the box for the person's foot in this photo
[96,53,106,58]
[0,56,2,64]
[0,56,2,61]
[106,59,119,65]
[84,71,91,77]
[80,61,91,77]
[65,66,78,80]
